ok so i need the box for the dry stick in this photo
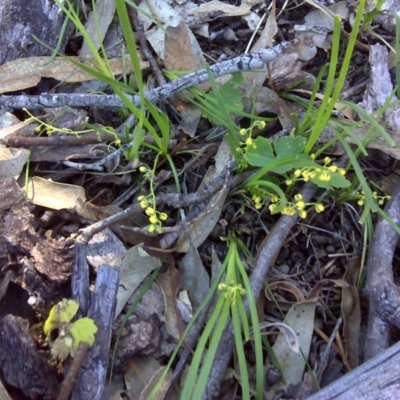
[71,265,120,400]
[202,182,318,399]
[131,9,166,87]
[0,41,290,110]
[364,178,400,361]
[6,131,112,147]
[57,342,89,400]
[77,169,251,245]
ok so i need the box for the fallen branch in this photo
[0,41,291,110]
[307,340,400,400]
[364,178,400,361]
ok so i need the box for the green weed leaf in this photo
[70,318,98,354]
[44,299,98,360]
[44,299,79,336]
[247,136,311,173]
[218,73,244,110]
[274,136,306,157]
[246,137,273,166]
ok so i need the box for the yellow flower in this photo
[299,210,307,219]
[324,156,332,165]
[256,121,266,129]
[294,194,303,201]
[139,165,147,173]
[310,153,316,160]
[240,128,247,135]
[149,215,159,224]
[285,179,293,186]
[148,224,155,233]
[338,168,346,175]
[315,204,324,213]
[245,137,253,146]
[294,169,302,178]
[296,201,306,210]
[145,207,155,216]
[319,172,331,181]
[328,165,338,173]
[358,199,365,206]
[159,212,168,221]
[282,206,296,216]
[218,283,227,291]
[255,203,262,210]
[269,204,277,212]
[270,194,279,203]
[140,200,148,209]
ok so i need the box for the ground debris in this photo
[0,315,59,399]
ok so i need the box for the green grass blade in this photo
[190,303,231,400]
[232,303,250,400]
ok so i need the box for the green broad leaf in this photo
[311,172,351,189]
[246,137,274,166]
[271,155,311,174]
[273,136,307,157]
[44,299,79,337]
[218,73,244,111]
[69,317,98,356]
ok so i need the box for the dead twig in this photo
[57,342,89,400]
[0,41,290,110]
[364,178,400,361]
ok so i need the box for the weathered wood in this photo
[71,265,120,400]
[308,340,400,400]
[0,315,59,399]
[0,0,72,65]
[0,178,73,311]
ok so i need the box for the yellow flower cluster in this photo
[268,194,324,219]
[218,281,246,305]
[138,195,168,233]
[355,190,391,206]
[240,120,266,150]
[286,156,346,186]
[252,192,279,210]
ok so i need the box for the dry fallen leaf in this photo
[25,176,86,210]
[79,0,116,57]
[193,0,251,17]
[0,56,149,94]
[0,147,30,180]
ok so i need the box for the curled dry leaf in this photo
[0,56,149,94]
[25,176,86,211]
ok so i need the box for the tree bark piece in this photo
[71,265,120,400]
[0,0,71,65]
[0,315,59,399]
[307,340,400,400]
[364,178,400,360]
